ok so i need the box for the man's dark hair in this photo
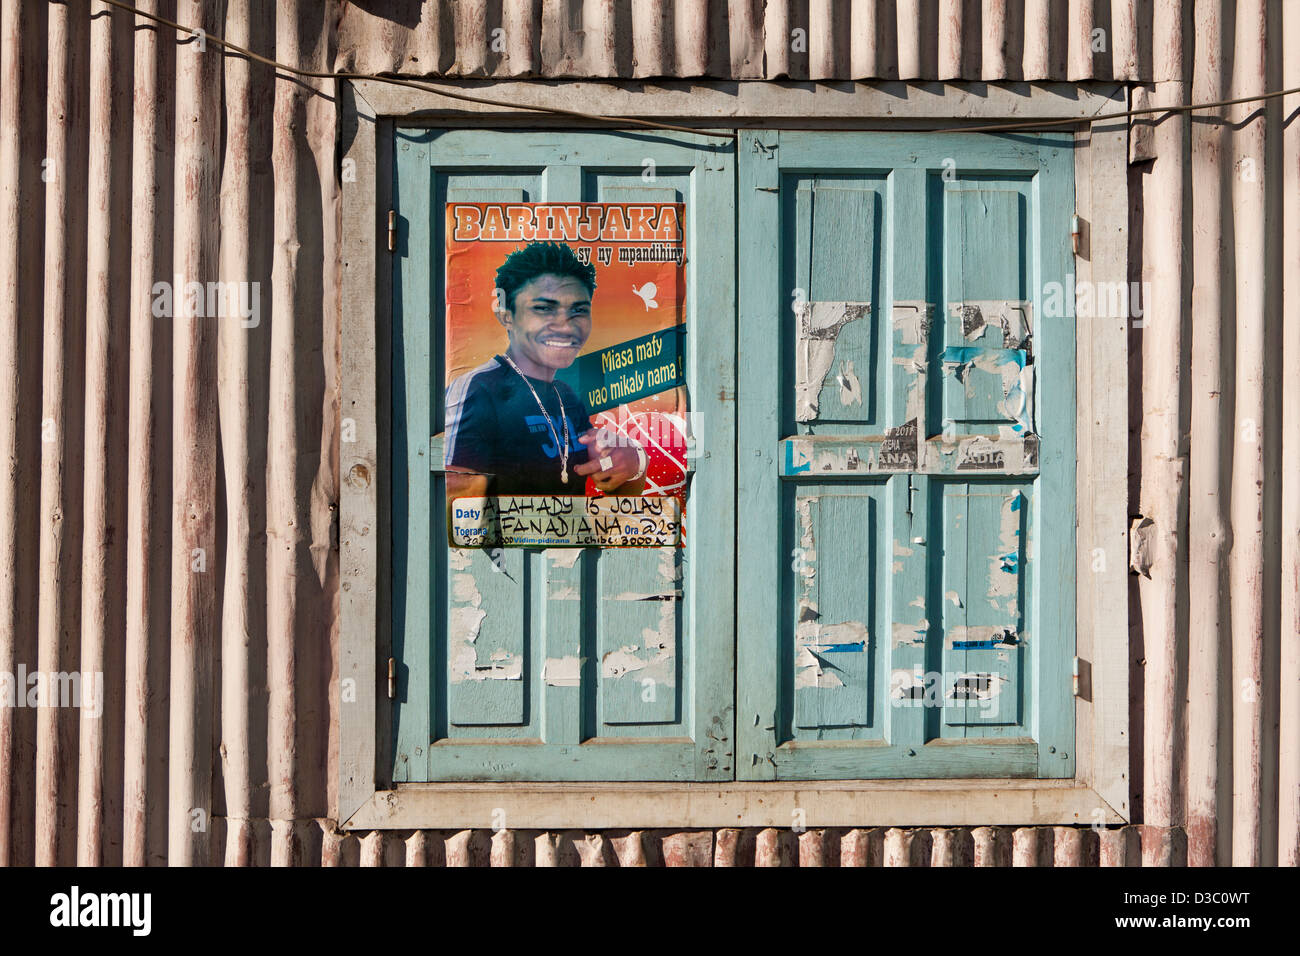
[494,241,597,311]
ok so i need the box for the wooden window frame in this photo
[339,79,1131,830]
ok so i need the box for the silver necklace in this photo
[501,353,570,483]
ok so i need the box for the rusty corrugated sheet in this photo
[0,0,1295,867]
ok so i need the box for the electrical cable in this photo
[938,84,1298,134]
[92,0,736,139]
[83,0,1300,140]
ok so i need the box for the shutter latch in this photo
[387,657,396,699]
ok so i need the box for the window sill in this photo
[342,779,1124,830]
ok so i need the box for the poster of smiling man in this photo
[443,202,689,548]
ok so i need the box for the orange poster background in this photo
[444,203,689,498]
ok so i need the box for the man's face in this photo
[499,273,592,373]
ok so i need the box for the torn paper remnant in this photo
[794,301,870,422]
[542,656,583,687]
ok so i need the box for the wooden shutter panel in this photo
[391,129,736,781]
[738,130,1076,780]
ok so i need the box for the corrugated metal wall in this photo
[334,0,1157,82]
[0,0,1295,866]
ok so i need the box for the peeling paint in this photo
[941,345,1026,395]
[450,644,523,682]
[546,548,582,569]
[890,303,932,453]
[450,647,524,682]
[790,502,871,691]
[603,636,674,687]
[602,646,648,679]
[611,590,682,601]
[658,547,679,584]
[946,590,963,608]
[449,642,478,680]
[542,656,583,687]
[452,572,481,606]
[988,492,1023,599]
[938,336,1035,434]
[549,585,579,601]
[891,667,926,700]
[601,568,678,687]
[476,652,522,680]
[836,360,863,407]
[796,496,817,554]
[795,660,845,689]
[892,301,932,346]
[448,549,472,571]
[904,366,926,427]
[448,602,525,683]
[1004,363,1034,432]
[795,621,867,690]
[450,605,486,644]
[794,300,870,422]
[948,300,1032,352]
[893,540,914,557]
[813,620,869,649]
[891,620,927,647]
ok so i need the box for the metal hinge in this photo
[387,657,396,699]
[1072,656,1080,697]
[387,209,397,252]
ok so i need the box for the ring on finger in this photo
[599,455,614,471]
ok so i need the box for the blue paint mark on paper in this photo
[785,441,811,475]
[940,347,1027,368]
[999,552,1019,573]
[811,641,866,653]
[940,346,981,364]
[953,636,1018,649]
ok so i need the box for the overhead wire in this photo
[91,0,736,140]
[81,0,1300,139]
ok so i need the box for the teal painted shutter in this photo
[391,129,735,781]
[737,131,1075,779]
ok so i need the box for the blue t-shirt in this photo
[444,355,593,494]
